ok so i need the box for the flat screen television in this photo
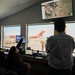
[26,23,54,52]
[41,0,73,20]
[16,35,26,44]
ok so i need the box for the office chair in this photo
[2,71,18,75]
[0,67,19,75]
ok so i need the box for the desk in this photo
[22,55,75,75]
[22,55,49,75]
[22,55,48,63]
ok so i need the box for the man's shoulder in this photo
[66,34,74,39]
[48,34,74,40]
[48,35,56,40]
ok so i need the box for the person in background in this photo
[0,49,7,68]
[45,19,75,75]
[7,38,31,75]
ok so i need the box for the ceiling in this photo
[0,0,45,19]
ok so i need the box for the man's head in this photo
[54,19,66,33]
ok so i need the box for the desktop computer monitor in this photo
[25,50,33,55]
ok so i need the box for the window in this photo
[1,25,21,49]
[26,23,54,52]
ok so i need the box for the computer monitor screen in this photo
[16,35,26,43]
[41,0,73,20]
[26,23,54,52]
[25,50,33,55]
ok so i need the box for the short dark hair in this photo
[8,46,16,56]
[54,19,66,32]
[7,46,16,61]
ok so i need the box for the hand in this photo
[21,37,23,40]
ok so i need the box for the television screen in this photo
[16,35,26,43]
[41,0,73,20]
[26,23,54,52]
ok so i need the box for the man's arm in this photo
[45,38,51,54]
[45,36,54,54]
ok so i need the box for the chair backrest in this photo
[2,71,18,75]
[0,67,6,74]
[0,51,8,68]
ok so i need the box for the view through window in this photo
[26,23,54,52]
[1,25,21,49]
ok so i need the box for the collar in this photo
[55,32,66,35]
[58,32,66,34]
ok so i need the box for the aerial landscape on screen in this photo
[41,0,73,19]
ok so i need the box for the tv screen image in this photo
[26,23,54,51]
[41,0,73,20]
[16,35,26,43]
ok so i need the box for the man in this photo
[45,19,75,75]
